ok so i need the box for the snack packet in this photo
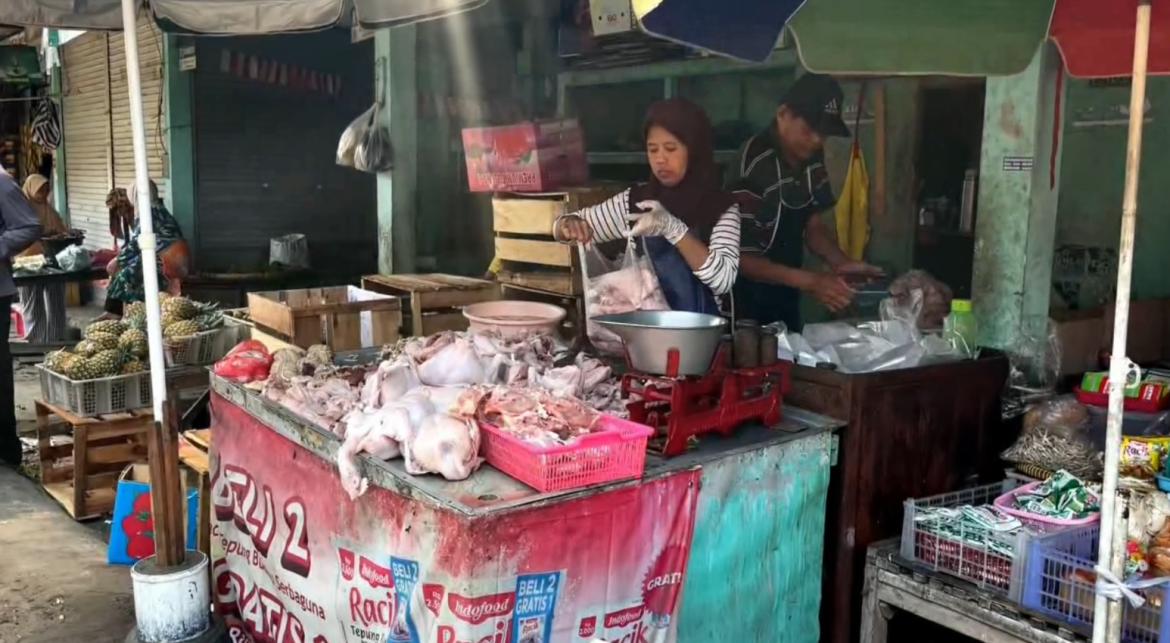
[1120,436,1170,479]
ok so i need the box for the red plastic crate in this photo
[478,415,654,493]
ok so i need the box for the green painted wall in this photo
[1053,76,1170,310]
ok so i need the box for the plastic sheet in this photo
[777,288,961,372]
[579,237,668,356]
[54,245,90,272]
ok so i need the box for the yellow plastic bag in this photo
[834,140,869,261]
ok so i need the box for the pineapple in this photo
[74,340,99,357]
[84,320,127,339]
[43,349,74,374]
[89,350,124,378]
[161,296,198,321]
[120,359,145,375]
[194,311,224,332]
[86,332,120,352]
[124,301,147,325]
[164,320,200,339]
[119,329,149,357]
[63,355,93,381]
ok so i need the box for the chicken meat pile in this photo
[584,265,668,355]
[452,386,601,448]
[302,329,626,499]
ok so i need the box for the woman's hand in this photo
[808,273,856,312]
[555,215,594,245]
[629,200,688,244]
[105,258,119,275]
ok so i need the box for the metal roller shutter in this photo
[62,33,113,250]
[109,20,169,204]
[192,33,376,274]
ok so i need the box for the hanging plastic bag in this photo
[270,233,309,269]
[337,105,375,168]
[579,237,669,355]
[354,103,393,173]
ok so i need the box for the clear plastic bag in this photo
[270,233,309,269]
[337,105,375,168]
[354,104,393,173]
[54,245,90,272]
[1007,316,1062,399]
[579,237,668,356]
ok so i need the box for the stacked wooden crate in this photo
[492,185,624,341]
[360,274,498,337]
[246,286,402,351]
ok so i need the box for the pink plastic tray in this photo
[478,414,654,493]
[992,481,1100,533]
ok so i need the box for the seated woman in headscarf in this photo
[16,175,69,342]
[101,179,189,319]
[553,98,740,314]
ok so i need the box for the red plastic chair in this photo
[10,304,25,339]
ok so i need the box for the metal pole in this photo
[117,0,168,416]
[1091,2,1152,643]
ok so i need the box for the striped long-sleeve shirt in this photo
[559,188,742,296]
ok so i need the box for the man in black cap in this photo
[727,73,881,330]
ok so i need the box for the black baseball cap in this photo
[780,73,851,138]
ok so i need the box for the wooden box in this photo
[179,429,211,557]
[361,274,499,337]
[787,355,1011,643]
[35,400,152,520]
[493,185,624,296]
[247,285,402,351]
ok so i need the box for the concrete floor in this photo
[0,467,135,643]
[1,305,136,643]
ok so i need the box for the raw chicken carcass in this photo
[585,264,669,355]
[417,338,486,386]
[401,413,482,481]
[360,357,421,407]
[460,386,601,447]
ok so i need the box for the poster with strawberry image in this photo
[106,474,198,566]
[123,492,156,560]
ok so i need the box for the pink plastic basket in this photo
[478,415,654,493]
[992,481,1100,533]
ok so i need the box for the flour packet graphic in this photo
[388,557,422,642]
[335,539,399,643]
[512,571,562,643]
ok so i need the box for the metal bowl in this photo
[592,311,728,376]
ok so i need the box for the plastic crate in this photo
[993,481,1101,531]
[901,481,1035,600]
[478,415,653,493]
[1022,525,1168,643]
[37,365,152,418]
[163,326,242,367]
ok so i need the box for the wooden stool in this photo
[35,400,152,520]
[361,274,498,337]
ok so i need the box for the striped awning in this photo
[0,0,488,34]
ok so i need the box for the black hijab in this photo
[628,98,736,242]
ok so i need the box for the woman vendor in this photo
[17,175,69,342]
[100,179,189,318]
[553,98,740,314]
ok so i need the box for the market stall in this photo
[206,330,841,643]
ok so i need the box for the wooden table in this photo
[861,539,1087,643]
[13,266,107,287]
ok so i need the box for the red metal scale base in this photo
[620,345,792,457]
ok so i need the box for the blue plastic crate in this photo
[1022,525,1169,643]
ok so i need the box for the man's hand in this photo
[629,200,689,245]
[809,273,855,312]
[833,260,884,276]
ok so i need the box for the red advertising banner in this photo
[209,394,699,643]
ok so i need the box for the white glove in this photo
[628,200,689,245]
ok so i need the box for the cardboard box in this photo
[1053,297,1170,376]
[462,119,588,193]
